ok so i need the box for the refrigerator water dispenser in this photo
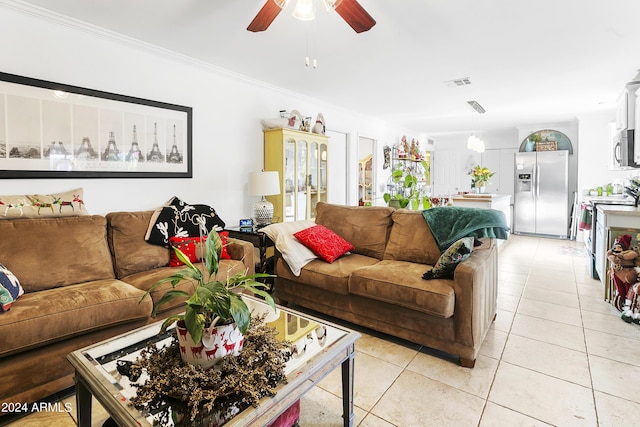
[517,174,532,192]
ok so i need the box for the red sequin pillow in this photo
[168,232,231,267]
[293,225,354,263]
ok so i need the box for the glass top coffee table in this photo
[67,296,360,427]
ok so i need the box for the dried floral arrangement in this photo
[129,316,289,425]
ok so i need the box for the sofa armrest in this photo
[227,239,255,276]
[450,239,498,354]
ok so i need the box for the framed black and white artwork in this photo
[0,72,192,178]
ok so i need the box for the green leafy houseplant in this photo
[384,159,429,209]
[142,232,275,345]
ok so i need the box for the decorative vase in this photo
[478,185,485,193]
[175,320,244,369]
[388,199,401,209]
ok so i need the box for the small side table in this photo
[225,226,274,274]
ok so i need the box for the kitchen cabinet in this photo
[595,205,640,300]
[635,87,640,164]
[264,128,329,222]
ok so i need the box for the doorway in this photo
[358,136,375,205]
[325,129,348,205]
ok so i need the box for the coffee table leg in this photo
[341,343,356,427]
[75,377,92,427]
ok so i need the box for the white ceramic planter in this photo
[175,320,243,369]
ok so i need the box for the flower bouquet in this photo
[469,165,494,190]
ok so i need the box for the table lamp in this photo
[248,170,280,226]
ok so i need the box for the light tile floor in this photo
[3,235,640,426]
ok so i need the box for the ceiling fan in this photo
[247,0,376,33]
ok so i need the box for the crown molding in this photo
[0,0,325,102]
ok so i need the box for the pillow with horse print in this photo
[422,237,477,280]
[0,188,88,219]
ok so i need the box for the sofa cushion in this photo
[106,211,171,278]
[0,215,116,292]
[293,224,354,263]
[0,279,152,357]
[0,263,23,312]
[315,202,394,260]
[0,188,88,219]
[383,209,441,266]
[349,260,455,318]
[276,253,379,295]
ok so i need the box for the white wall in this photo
[0,5,414,223]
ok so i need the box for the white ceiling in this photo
[13,0,640,134]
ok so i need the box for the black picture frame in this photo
[0,72,192,178]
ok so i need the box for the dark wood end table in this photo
[225,226,274,274]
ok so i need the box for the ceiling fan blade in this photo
[247,0,284,32]
[334,0,376,33]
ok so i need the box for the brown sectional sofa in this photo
[272,202,499,367]
[0,211,254,409]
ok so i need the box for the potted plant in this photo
[142,231,275,368]
[469,165,495,193]
[384,159,430,209]
[384,167,417,208]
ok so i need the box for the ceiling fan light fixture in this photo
[292,0,315,21]
[322,0,337,11]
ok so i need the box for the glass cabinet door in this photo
[296,140,307,220]
[309,142,318,218]
[284,139,296,222]
[319,143,328,202]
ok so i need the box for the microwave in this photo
[612,129,638,168]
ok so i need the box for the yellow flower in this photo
[468,165,494,186]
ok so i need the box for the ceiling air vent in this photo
[467,100,486,114]
[444,77,471,87]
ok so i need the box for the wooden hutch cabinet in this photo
[264,128,329,222]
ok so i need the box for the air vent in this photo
[467,100,486,114]
[444,77,471,87]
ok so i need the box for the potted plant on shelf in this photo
[142,231,275,369]
[384,159,430,209]
[384,168,416,208]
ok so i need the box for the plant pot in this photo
[388,199,401,209]
[175,320,244,369]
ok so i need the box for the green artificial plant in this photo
[142,232,275,344]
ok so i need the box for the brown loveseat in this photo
[0,211,254,409]
[270,202,499,367]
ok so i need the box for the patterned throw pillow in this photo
[422,237,475,280]
[168,232,231,267]
[0,263,24,312]
[145,197,225,247]
[293,224,354,263]
[0,188,88,219]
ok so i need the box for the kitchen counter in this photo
[594,204,640,292]
[452,194,512,229]
[595,204,640,218]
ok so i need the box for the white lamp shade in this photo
[248,171,281,196]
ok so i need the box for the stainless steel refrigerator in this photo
[514,150,569,237]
